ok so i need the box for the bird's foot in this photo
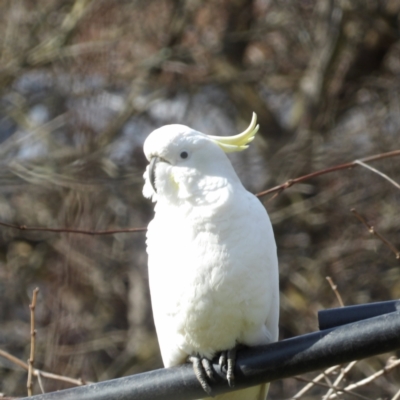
[188,354,217,396]
[218,347,236,388]
[189,347,238,395]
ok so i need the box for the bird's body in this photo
[143,115,279,400]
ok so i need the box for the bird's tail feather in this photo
[199,383,269,400]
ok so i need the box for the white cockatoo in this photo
[143,113,279,400]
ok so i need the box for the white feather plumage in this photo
[143,122,279,400]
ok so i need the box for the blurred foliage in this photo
[0,0,400,398]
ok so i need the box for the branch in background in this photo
[96,0,197,149]
[257,149,400,198]
[0,221,146,235]
[354,160,400,190]
[295,357,400,400]
[322,278,355,400]
[294,375,369,400]
[326,276,344,308]
[0,348,30,371]
[392,386,400,400]
[0,289,90,392]
[212,0,285,147]
[0,348,89,387]
[26,0,95,66]
[288,0,343,130]
[0,149,399,236]
[292,365,340,399]
[322,360,357,400]
[97,85,164,148]
[351,209,400,260]
[221,0,254,65]
[27,288,40,396]
[327,357,400,399]
[0,0,99,95]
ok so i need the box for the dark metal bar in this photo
[318,300,400,330]
[21,311,400,400]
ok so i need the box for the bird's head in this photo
[143,113,259,203]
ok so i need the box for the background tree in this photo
[0,0,399,398]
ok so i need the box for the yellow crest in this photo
[208,113,259,153]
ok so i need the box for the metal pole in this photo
[318,299,400,330]
[21,310,400,400]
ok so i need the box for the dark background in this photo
[0,0,400,398]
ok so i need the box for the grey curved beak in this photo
[149,156,160,193]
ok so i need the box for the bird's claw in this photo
[218,348,236,387]
[189,348,237,395]
[189,355,215,396]
[202,357,217,381]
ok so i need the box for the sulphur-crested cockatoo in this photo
[143,113,279,400]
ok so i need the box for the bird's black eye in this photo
[180,151,188,159]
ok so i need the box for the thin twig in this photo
[0,221,146,235]
[0,149,399,236]
[326,276,345,307]
[291,365,340,398]
[354,160,400,190]
[351,208,400,259]
[391,387,400,400]
[321,374,340,399]
[0,348,29,370]
[37,370,45,394]
[293,376,372,400]
[26,0,95,65]
[328,358,400,399]
[27,287,39,396]
[323,360,357,400]
[0,348,90,386]
[256,149,400,198]
[34,370,87,386]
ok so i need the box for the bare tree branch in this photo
[257,149,400,198]
[0,348,90,387]
[27,288,39,396]
[354,160,400,190]
[351,208,400,260]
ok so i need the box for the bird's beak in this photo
[149,156,160,193]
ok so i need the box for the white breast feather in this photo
[147,184,279,367]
